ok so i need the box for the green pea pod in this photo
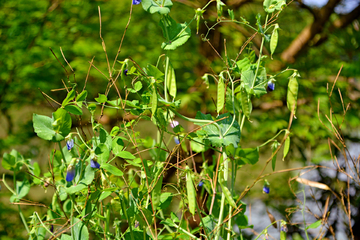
[287,71,299,115]
[186,170,196,215]
[270,24,279,58]
[283,134,290,161]
[240,87,252,119]
[217,75,225,114]
[152,175,163,210]
[219,182,237,208]
[271,140,280,171]
[152,85,157,117]
[166,62,177,99]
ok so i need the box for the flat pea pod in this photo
[219,182,237,208]
[239,86,252,119]
[217,75,225,115]
[287,71,299,115]
[270,24,279,58]
[283,133,290,161]
[271,140,280,171]
[151,84,157,117]
[166,62,177,99]
[186,170,196,215]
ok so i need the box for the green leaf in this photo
[134,81,143,92]
[10,179,30,202]
[263,0,286,13]
[62,89,75,107]
[236,57,251,73]
[60,234,72,240]
[32,162,41,184]
[95,94,107,103]
[33,113,57,141]
[2,152,16,170]
[53,108,72,138]
[112,137,124,156]
[66,183,87,195]
[99,128,108,144]
[159,192,173,210]
[71,217,89,240]
[201,215,216,234]
[102,163,124,177]
[235,214,252,229]
[99,191,112,202]
[33,108,71,142]
[95,144,109,165]
[116,151,136,159]
[306,220,322,229]
[144,64,164,80]
[195,112,241,147]
[159,15,191,50]
[81,164,95,185]
[236,147,259,165]
[241,67,255,94]
[76,90,87,102]
[142,0,173,15]
[64,104,83,115]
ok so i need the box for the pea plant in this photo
[2,0,302,239]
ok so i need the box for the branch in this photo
[281,0,342,63]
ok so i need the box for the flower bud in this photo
[267,81,275,92]
[132,0,141,5]
[66,165,75,182]
[90,159,100,169]
[66,139,74,151]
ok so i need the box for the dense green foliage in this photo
[1,0,360,239]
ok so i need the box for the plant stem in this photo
[251,14,269,90]
[215,151,228,240]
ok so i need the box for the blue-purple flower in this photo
[263,179,270,194]
[198,181,204,187]
[66,139,74,151]
[66,165,76,182]
[267,81,275,92]
[174,137,180,145]
[281,224,288,232]
[263,185,270,194]
[90,159,101,169]
[124,69,128,76]
[133,0,141,5]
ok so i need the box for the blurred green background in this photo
[1,0,360,238]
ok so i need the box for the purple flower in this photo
[50,225,54,233]
[133,0,141,5]
[198,181,204,187]
[267,81,275,92]
[66,165,75,182]
[281,224,288,232]
[174,137,180,145]
[124,69,128,76]
[66,139,74,151]
[90,159,100,169]
[263,185,270,194]
[170,120,179,128]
